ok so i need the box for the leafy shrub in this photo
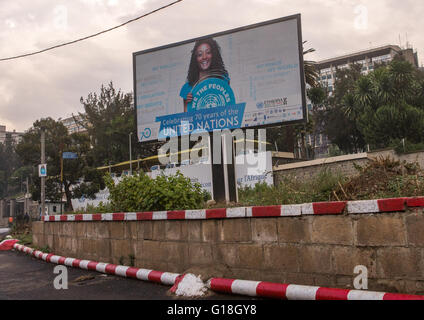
[104,171,209,212]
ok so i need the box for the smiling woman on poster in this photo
[180,38,235,112]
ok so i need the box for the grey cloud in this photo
[0,0,422,132]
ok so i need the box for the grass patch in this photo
[239,156,424,205]
[238,168,346,206]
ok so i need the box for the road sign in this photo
[62,152,78,159]
[39,164,47,177]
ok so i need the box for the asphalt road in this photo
[0,249,255,301]
[0,249,404,319]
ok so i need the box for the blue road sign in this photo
[63,152,78,159]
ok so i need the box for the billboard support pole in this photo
[210,132,237,204]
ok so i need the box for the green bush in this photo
[104,171,209,212]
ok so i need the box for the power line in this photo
[0,0,183,62]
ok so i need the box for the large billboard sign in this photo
[133,14,306,142]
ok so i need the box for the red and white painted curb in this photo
[207,278,424,300]
[346,198,406,214]
[12,243,180,286]
[42,196,424,222]
[0,239,20,251]
[6,241,424,300]
[43,207,246,222]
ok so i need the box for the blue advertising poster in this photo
[134,15,306,142]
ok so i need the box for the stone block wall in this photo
[274,149,424,184]
[32,208,424,295]
[274,158,368,184]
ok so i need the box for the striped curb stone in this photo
[0,239,20,251]
[301,201,347,215]
[12,243,180,286]
[406,197,424,207]
[207,278,424,300]
[347,198,406,214]
[41,197,424,222]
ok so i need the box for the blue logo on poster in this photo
[188,78,235,112]
[140,127,152,140]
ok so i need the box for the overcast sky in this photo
[0,0,423,133]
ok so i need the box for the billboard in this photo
[133,14,306,142]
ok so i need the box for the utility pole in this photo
[25,177,29,216]
[129,132,133,175]
[59,143,64,214]
[41,129,46,217]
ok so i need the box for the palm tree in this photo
[303,44,319,87]
[353,59,424,149]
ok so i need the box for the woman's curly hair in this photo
[186,38,229,87]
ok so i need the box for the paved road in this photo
[0,250,253,300]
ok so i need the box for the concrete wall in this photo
[0,200,7,227]
[32,208,424,295]
[0,218,7,228]
[273,149,424,184]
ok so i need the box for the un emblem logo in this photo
[188,77,235,112]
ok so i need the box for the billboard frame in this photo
[132,13,307,144]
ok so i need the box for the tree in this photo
[306,86,327,158]
[321,59,424,152]
[15,118,104,211]
[0,136,22,198]
[77,82,163,168]
[303,45,319,88]
[319,64,367,154]
[355,60,424,149]
[77,82,134,167]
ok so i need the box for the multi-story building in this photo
[316,45,419,94]
[60,115,88,135]
[307,44,420,158]
[0,125,24,145]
